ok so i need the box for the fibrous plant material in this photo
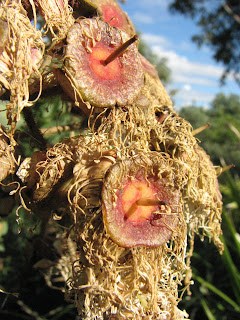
[183,145,223,252]
[28,55,60,96]
[0,19,9,97]
[96,100,223,247]
[67,228,188,319]
[35,0,74,42]
[18,134,117,213]
[60,18,144,110]
[17,97,222,319]
[0,0,44,131]
[65,152,187,319]
[0,125,17,182]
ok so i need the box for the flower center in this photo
[89,46,121,81]
[122,181,158,222]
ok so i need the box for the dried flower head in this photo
[0,1,44,131]
[61,18,144,110]
[90,0,135,35]
[102,153,182,247]
[35,0,74,41]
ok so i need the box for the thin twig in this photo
[22,107,47,149]
[228,123,240,140]
[40,122,83,135]
[222,2,240,24]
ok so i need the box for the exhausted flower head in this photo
[102,152,184,247]
[62,18,144,110]
[62,151,187,319]
[90,0,135,35]
[0,1,44,132]
[35,0,74,41]
[18,135,117,214]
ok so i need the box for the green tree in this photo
[179,93,240,176]
[169,0,240,85]
[179,105,209,135]
[210,92,240,116]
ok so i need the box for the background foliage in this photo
[180,93,240,177]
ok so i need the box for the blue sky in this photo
[119,0,239,109]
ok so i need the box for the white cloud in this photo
[175,89,215,107]
[152,44,224,82]
[141,32,224,85]
[141,31,239,107]
[178,41,196,53]
[141,33,170,47]
[183,84,192,91]
[132,12,154,24]
[174,74,217,86]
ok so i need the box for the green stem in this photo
[200,298,216,320]
[220,236,240,304]
[222,209,240,257]
[194,275,240,312]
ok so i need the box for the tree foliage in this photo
[169,0,240,85]
[179,93,240,177]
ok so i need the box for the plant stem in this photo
[101,34,138,66]
[222,209,240,257]
[194,274,240,312]
[220,235,240,304]
[22,107,47,150]
[136,198,166,206]
[200,298,216,320]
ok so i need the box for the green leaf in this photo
[194,275,240,312]
[201,298,216,320]
[0,220,8,237]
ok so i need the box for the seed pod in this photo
[140,53,159,78]
[102,153,182,247]
[52,147,116,210]
[60,18,144,111]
